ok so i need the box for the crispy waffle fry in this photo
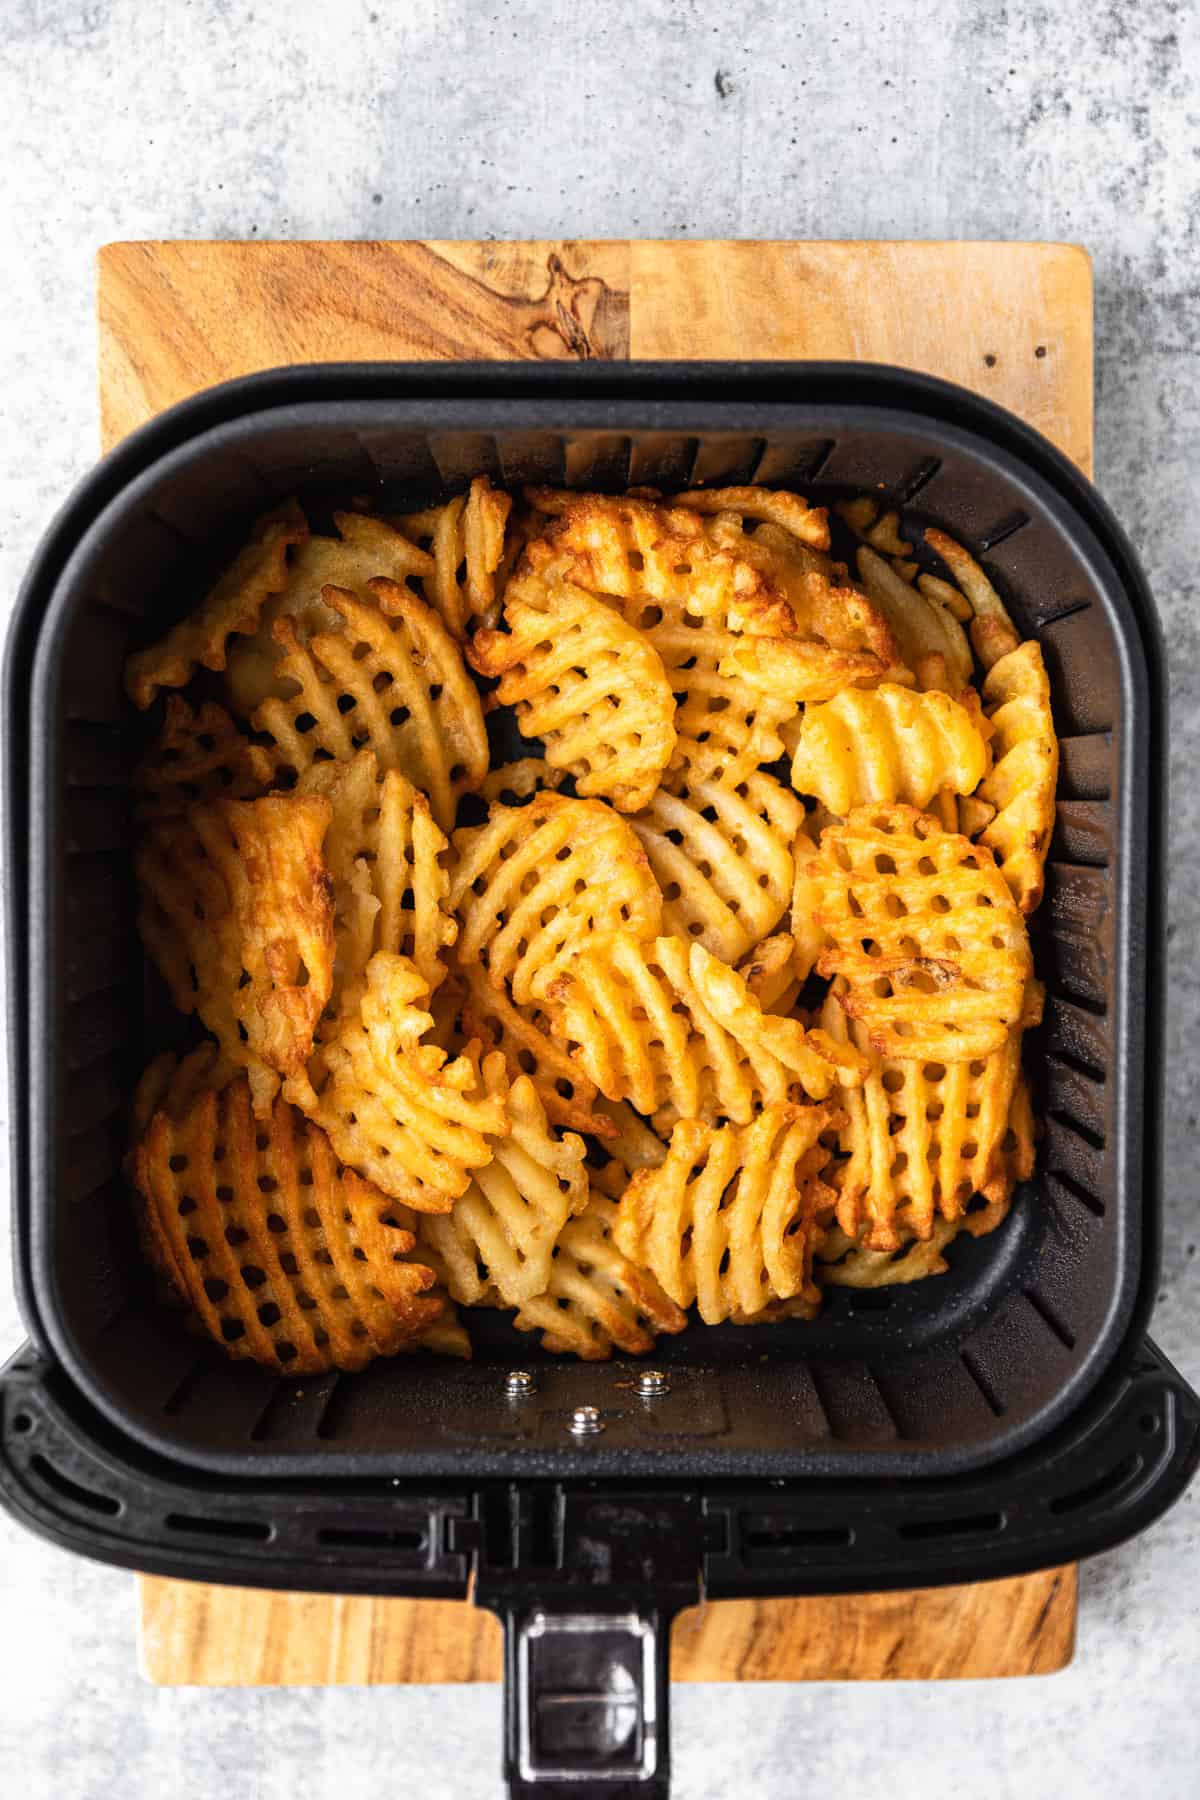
[449,792,662,1005]
[458,958,615,1139]
[134,696,273,822]
[614,1104,842,1324]
[789,683,989,815]
[855,546,973,694]
[511,1189,688,1359]
[716,634,894,709]
[630,771,805,962]
[296,750,456,1008]
[806,806,1033,1060]
[736,932,802,1014]
[131,1043,228,1140]
[125,500,307,710]
[479,758,569,806]
[924,529,1021,671]
[417,1058,587,1307]
[669,485,831,546]
[538,933,867,1128]
[285,952,508,1212]
[976,640,1058,912]
[130,1076,442,1373]
[136,794,335,1116]
[251,581,487,831]
[397,475,513,639]
[470,573,676,811]
[224,511,435,716]
[789,824,826,982]
[589,1100,668,1197]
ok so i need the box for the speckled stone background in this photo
[1,3,1197,1796]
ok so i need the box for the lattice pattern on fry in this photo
[136,794,335,1116]
[804,806,1032,1060]
[470,573,676,811]
[924,530,1021,671]
[630,771,805,962]
[537,932,867,1129]
[296,750,456,1009]
[458,958,615,1138]
[789,683,989,816]
[251,582,487,831]
[417,1059,587,1307]
[614,1104,842,1324]
[816,981,1040,1247]
[736,932,802,1015]
[285,952,508,1212]
[134,696,273,822]
[670,485,833,544]
[478,758,569,806]
[589,1100,668,1199]
[449,792,662,1006]
[510,1189,688,1359]
[855,545,974,694]
[976,640,1058,912]
[223,511,435,717]
[397,475,513,640]
[130,1075,442,1372]
[126,501,307,710]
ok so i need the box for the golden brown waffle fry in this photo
[285,952,508,1212]
[976,640,1058,912]
[470,573,676,811]
[251,581,487,831]
[417,1060,587,1307]
[589,1100,668,1197]
[789,683,989,815]
[817,1215,966,1287]
[631,771,804,961]
[458,958,615,1139]
[855,546,974,694]
[224,511,434,717]
[448,792,662,1006]
[614,1104,842,1324]
[669,485,831,544]
[130,1043,228,1140]
[924,529,1021,671]
[296,750,456,1009]
[397,476,513,640]
[130,1076,442,1373]
[478,758,569,806]
[125,500,307,710]
[136,795,335,1117]
[538,932,867,1128]
[836,498,913,559]
[817,982,1039,1246]
[805,806,1032,1060]
[789,824,826,982]
[736,932,802,1014]
[410,1299,473,1359]
[716,634,894,708]
[133,697,273,822]
[511,1189,688,1359]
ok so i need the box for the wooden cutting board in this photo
[99,237,1090,1686]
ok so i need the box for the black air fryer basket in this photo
[4,362,1197,1798]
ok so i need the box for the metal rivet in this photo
[504,1369,537,1396]
[636,1369,670,1398]
[568,1405,604,1436]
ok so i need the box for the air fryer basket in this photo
[4,360,1197,1800]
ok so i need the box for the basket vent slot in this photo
[316,1524,426,1551]
[165,1511,272,1541]
[897,1510,1004,1542]
[977,510,1030,551]
[30,1455,122,1517]
[1049,1452,1143,1516]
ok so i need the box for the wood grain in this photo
[102,233,1090,1687]
[139,1566,1076,1686]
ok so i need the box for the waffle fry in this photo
[614,1104,841,1324]
[736,932,802,1014]
[397,475,513,640]
[670,485,832,545]
[449,792,662,1006]
[251,581,487,831]
[589,1100,669,1197]
[417,1059,587,1307]
[125,500,307,710]
[296,750,455,1008]
[458,958,615,1138]
[133,696,273,822]
[630,771,805,962]
[789,824,826,982]
[538,932,867,1128]
[285,952,508,1211]
[805,806,1032,1060]
[789,683,989,815]
[478,758,569,806]
[856,546,974,694]
[470,573,676,811]
[130,1075,442,1373]
[224,510,435,716]
[136,794,335,1116]
[976,640,1058,912]
[924,529,1021,671]
[511,1188,688,1358]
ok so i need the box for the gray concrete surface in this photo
[1,2,1197,1796]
